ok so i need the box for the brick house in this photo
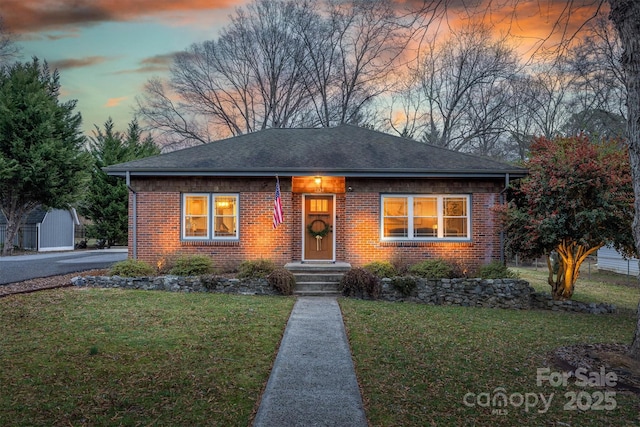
[105,125,526,272]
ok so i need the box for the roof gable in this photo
[0,207,47,225]
[105,125,526,178]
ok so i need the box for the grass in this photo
[0,289,294,426]
[2,267,640,426]
[512,262,640,313]
[340,265,640,426]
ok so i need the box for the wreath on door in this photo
[307,219,331,238]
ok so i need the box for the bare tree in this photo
[498,0,640,361]
[389,22,518,153]
[562,15,626,138]
[0,17,20,68]
[138,0,311,147]
[608,0,640,360]
[138,0,416,146]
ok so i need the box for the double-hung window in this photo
[183,193,238,240]
[382,195,470,240]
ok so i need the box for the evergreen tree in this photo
[0,58,91,255]
[80,118,159,247]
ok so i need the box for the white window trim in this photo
[380,194,471,241]
[182,193,239,241]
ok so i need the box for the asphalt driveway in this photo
[0,249,128,285]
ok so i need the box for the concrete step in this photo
[285,261,351,273]
[292,272,344,283]
[294,282,341,296]
[285,261,351,297]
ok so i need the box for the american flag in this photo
[273,176,283,228]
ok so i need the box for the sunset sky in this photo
[2,0,600,136]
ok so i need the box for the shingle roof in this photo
[0,207,47,225]
[104,125,527,178]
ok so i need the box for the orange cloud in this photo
[3,0,244,34]
[105,96,128,107]
[110,53,177,75]
[49,56,109,70]
[408,0,604,59]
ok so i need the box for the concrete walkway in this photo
[252,297,368,427]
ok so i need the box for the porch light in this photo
[314,176,322,192]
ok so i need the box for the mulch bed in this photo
[0,270,108,298]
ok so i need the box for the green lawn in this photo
[512,264,640,312]
[2,269,639,426]
[340,266,640,426]
[0,289,295,426]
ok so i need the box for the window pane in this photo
[444,197,466,216]
[185,195,209,237]
[383,197,408,237]
[414,197,437,237]
[382,195,469,240]
[444,218,467,237]
[384,197,407,216]
[443,197,468,238]
[385,218,408,237]
[214,196,237,237]
[310,199,329,213]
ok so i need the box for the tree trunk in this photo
[609,0,640,360]
[632,299,640,357]
[546,240,602,300]
[2,218,18,256]
[1,204,37,256]
[2,211,24,256]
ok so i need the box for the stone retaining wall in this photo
[380,277,533,310]
[71,275,280,296]
[378,277,616,314]
[71,275,616,314]
[530,292,616,314]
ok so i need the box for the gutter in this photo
[106,169,529,179]
[126,171,137,259]
[500,173,511,264]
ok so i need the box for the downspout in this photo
[126,171,137,259]
[499,173,510,264]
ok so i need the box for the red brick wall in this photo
[129,177,505,272]
[338,192,501,272]
[129,189,293,271]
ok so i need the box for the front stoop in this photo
[285,262,351,296]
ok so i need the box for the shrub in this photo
[109,259,156,277]
[390,255,412,276]
[449,259,471,279]
[267,268,296,295]
[477,261,519,279]
[408,259,454,279]
[237,259,276,279]
[390,276,418,296]
[168,254,215,276]
[363,261,397,279]
[340,267,381,299]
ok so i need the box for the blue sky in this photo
[4,0,248,134]
[3,0,594,136]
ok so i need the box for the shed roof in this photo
[0,207,79,226]
[0,207,46,225]
[104,125,527,178]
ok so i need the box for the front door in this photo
[303,195,334,261]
